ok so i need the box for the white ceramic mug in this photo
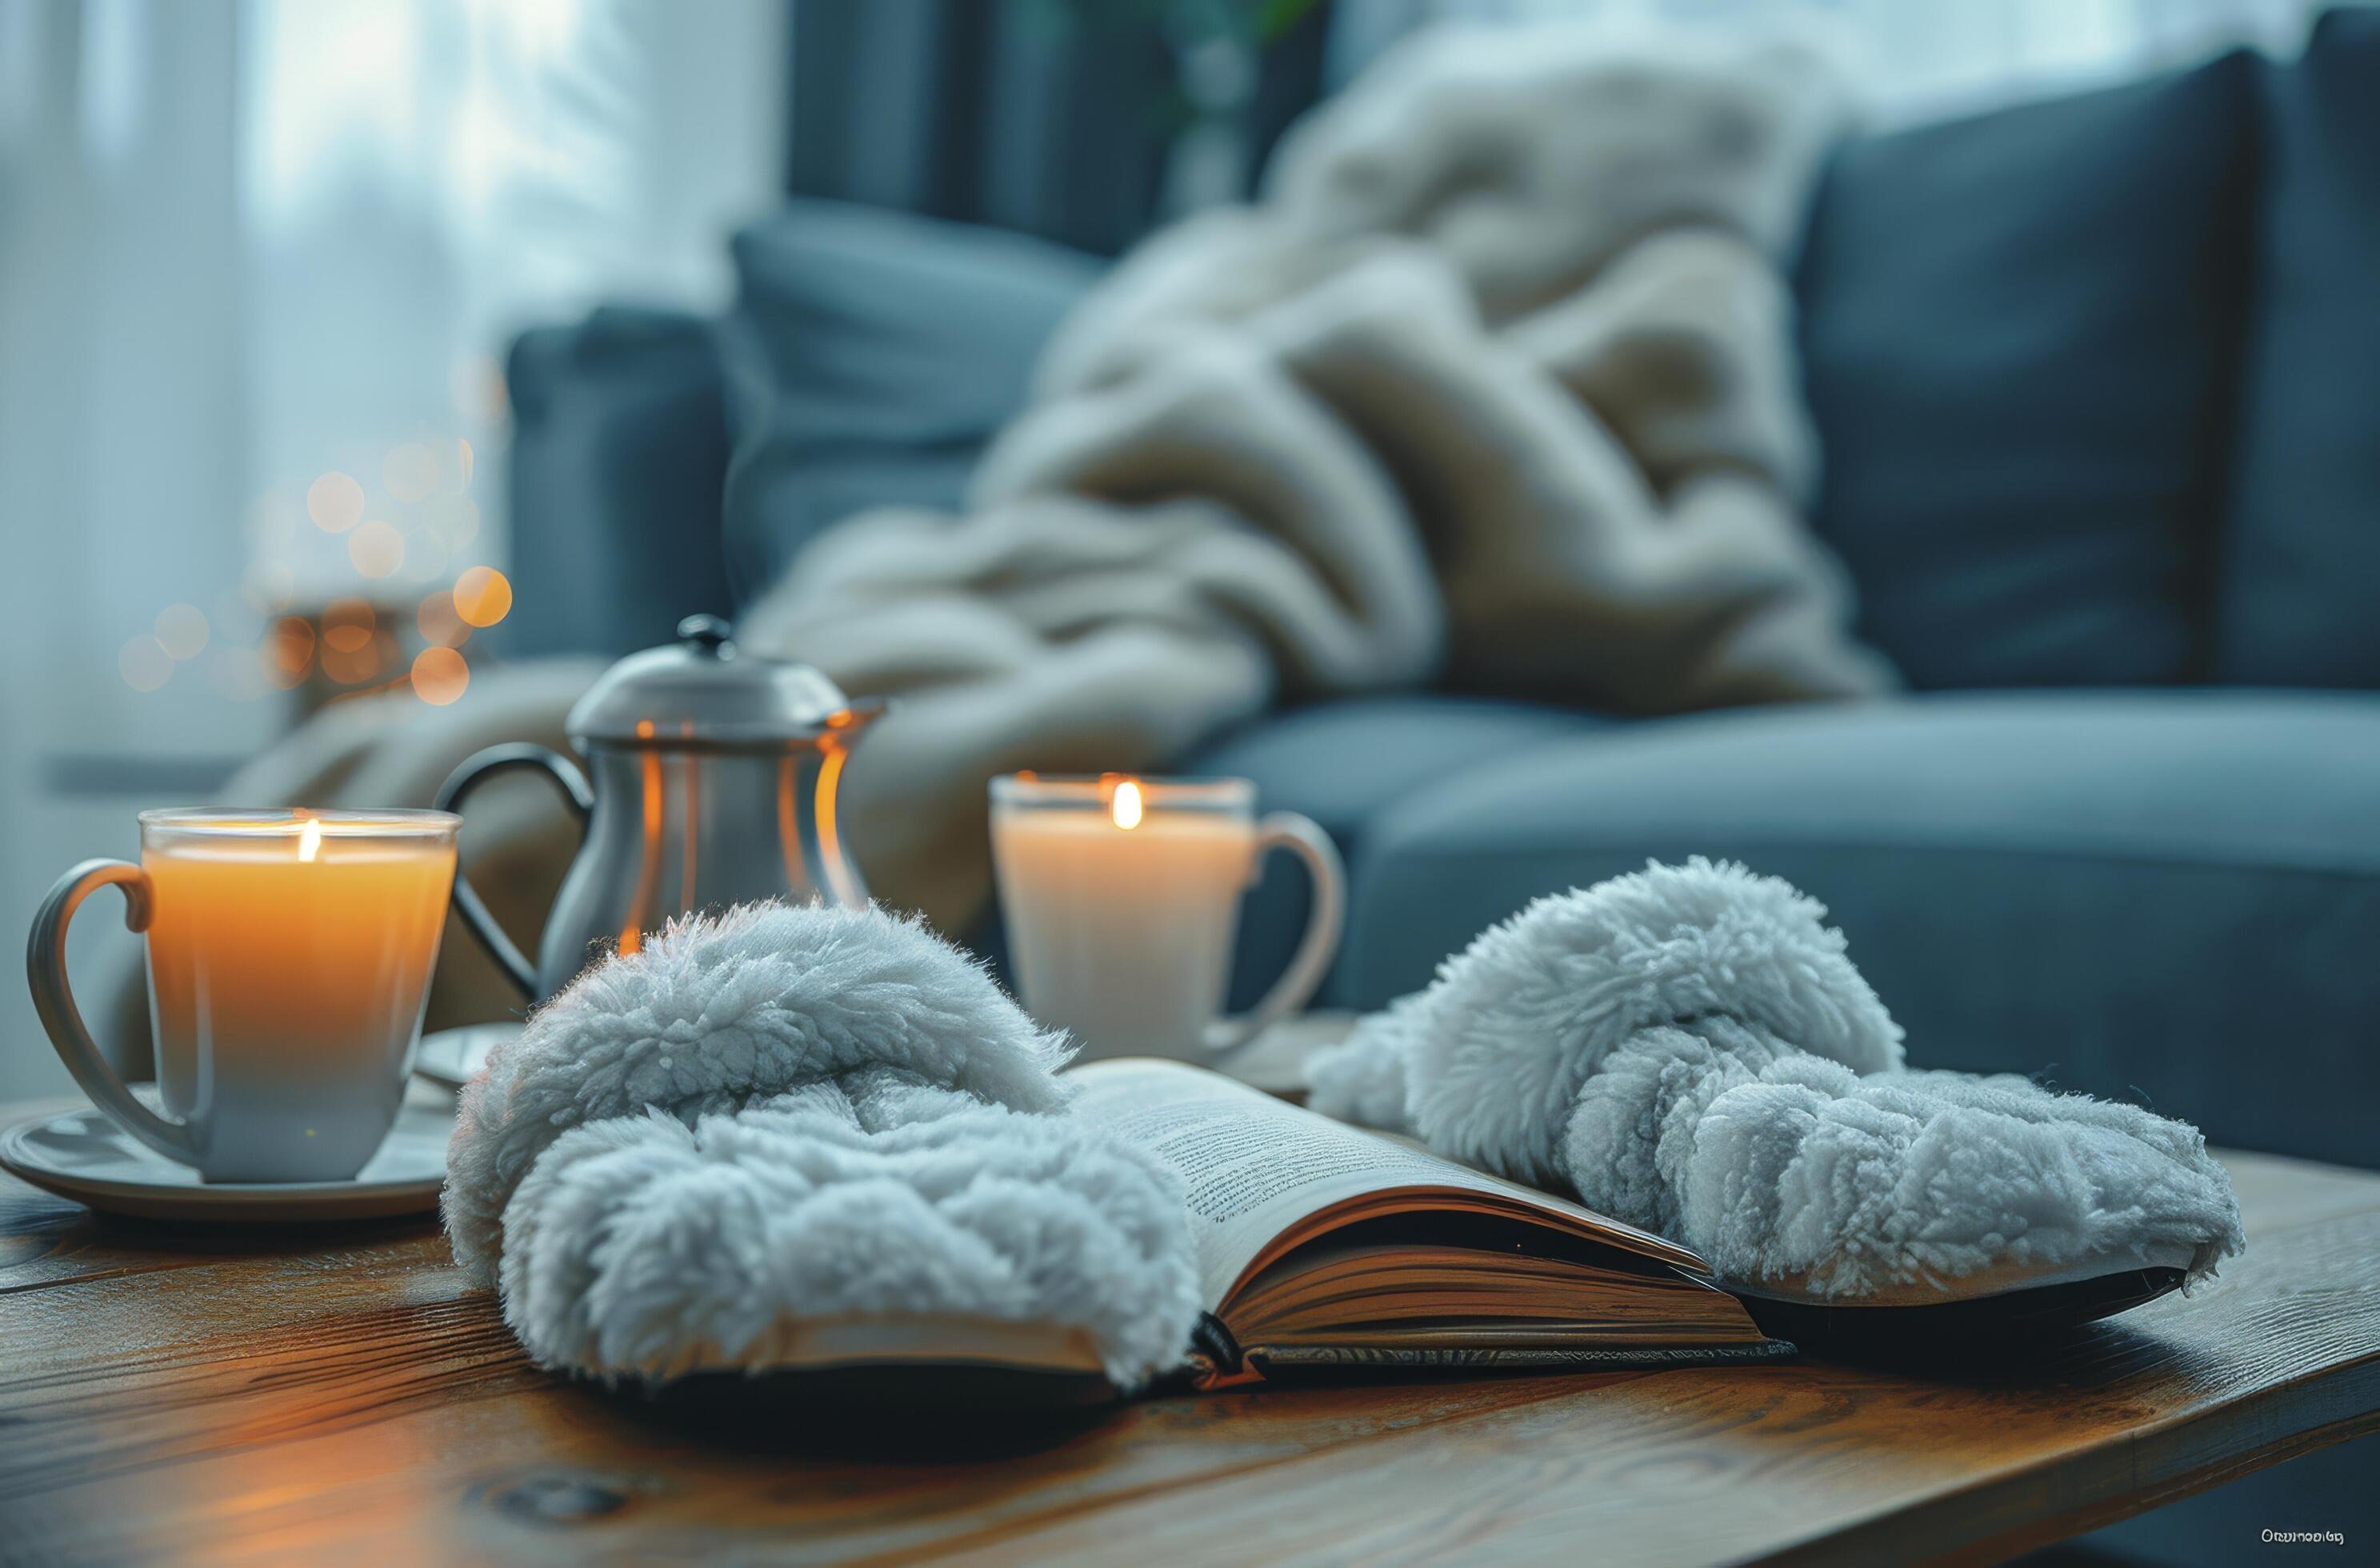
[990,774,1345,1062]
[26,809,458,1182]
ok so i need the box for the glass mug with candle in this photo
[990,774,1345,1062]
[26,810,458,1182]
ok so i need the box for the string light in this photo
[411,646,470,706]
[118,636,172,692]
[306,471,364,534]
[349,518,405,578]
[417,590,469,647]
[154,603,209,661]
[452,566,511,627]
[262,617,315,687]
[321,598,375,653]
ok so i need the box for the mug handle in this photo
[1204,813,1346,1057]
[433,742,594,998]
[26,859,198,1165]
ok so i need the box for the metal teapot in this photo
[435,614,882,999]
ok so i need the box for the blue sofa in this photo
[500,18,2380,1177]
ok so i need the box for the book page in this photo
[1066,1058,1697,1310]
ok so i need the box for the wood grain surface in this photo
[2,1106,2374,1567]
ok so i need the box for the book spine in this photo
[1182,1313,1266,1391]
[1242,1340,1801,1378]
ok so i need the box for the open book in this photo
[734,1058,1793,1394]
[1068,1058,1793,1386]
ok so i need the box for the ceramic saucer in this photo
[0,1085,451,1222]
[412,1021,524,1090]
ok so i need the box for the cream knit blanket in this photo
[735,22,1891,925]
[181,24,1893,1038]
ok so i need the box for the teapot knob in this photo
[676,613,734,657]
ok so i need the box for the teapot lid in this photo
[566,614,864,746]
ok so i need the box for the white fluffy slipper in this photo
[1310,858,2245,1300]
[444,902,1202,1387]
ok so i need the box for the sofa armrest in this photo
[503,307,738,658]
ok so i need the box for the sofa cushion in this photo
[1796,52,2258,690]
[2217,11,2380,687]
[505,308,737,658]
[1346,693,2380,1167]
[721,200,1104,600]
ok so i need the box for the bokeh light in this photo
[118,635,172,692]
[452,566,512,627]
[417,590,469,647]
[322,598,375,653]
[411,645,470,706]
[154,603,209,660]
[306,470,365,533]
[349,518,406,578]
[452,437,474,491]
[320,634,382,686]
[263,617,316,687]
[383,442,439,502]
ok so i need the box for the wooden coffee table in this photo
[2,1090,2374,1566]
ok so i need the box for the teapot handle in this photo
[434,743,594,999]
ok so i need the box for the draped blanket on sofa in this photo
[211,23,1892,1031]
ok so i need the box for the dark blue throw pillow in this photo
[2217,11,2380,689]
[721,200,1105,601]
[1796,51,2258,690]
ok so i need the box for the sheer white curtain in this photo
[0,0,785,1098]
[1328,0,2335,118]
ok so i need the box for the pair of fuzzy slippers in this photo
[444,860,2242,1389]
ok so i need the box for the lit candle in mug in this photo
[989,774,1344,1062]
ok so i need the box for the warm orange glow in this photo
[306,471,364,534]
[416,590,469,646]
[453,566,511,627]
[263,617,316,686]
[322,598,375,653]
[383,442,438,502]
[1110,778,1144,830]
[319,634,382,686]
[118,635,172,692]
[410,646,469,706]
[350,519,405,578]
[619,719,663,958]
[815,742,866,907]
[154,603,209,661]
[141,822,454,1174]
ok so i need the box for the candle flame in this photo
[296,817,323,863]
[1111,778,1144,830]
